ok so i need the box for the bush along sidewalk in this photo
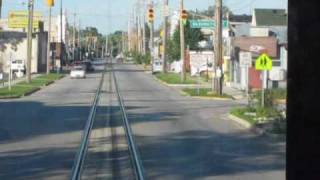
[230,88,286,135]
[0,73,64,98]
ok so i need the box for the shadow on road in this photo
[0,100,285,180]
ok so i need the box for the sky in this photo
[2,0,287,35]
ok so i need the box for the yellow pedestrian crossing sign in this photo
[255,53,272,70]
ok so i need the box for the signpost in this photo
[162,5,170,17]
[190,20,228,29]
[255,53,273,107]
[239,52,252,96]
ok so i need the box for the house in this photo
[0,31,48,74]
[230,36,278,90]
[250,8,287,37]
[227,9,288,90]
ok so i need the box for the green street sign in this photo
[190,20,229,29]
[255,53,272,70]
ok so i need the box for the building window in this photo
[273,61,281,66]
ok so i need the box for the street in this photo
[0,61,285,179]
[113,63,285,180]
[0,65,103,179]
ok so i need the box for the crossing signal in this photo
[148,8,154,23]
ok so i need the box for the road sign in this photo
[190,20,228,29]
[8,11,42,28]
[239,52,252,67]
[162,5,170,17]
[255,53,272,70]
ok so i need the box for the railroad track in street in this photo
[70,59,145,180]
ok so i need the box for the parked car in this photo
[83,61,95,72]
[152,59,163,74]
[70,66,86,79]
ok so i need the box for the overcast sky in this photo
[2,0,287,34]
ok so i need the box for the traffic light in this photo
[181,9,187,25]
[47,0,54,7]
[147,8,154,23]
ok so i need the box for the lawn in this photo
[155,73,197,84]
[0,73,64,98]
[182,88,233,99]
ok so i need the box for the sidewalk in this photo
[0,74,40,89]
[223,86,247,100]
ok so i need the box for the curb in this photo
[228,114,264,136]
[23,87,41,97]
[0,95,21,99]
[228,113,286,138]
[228,114,253,129]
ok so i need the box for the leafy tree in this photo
[167,20,204,62]
[190,5,232,19]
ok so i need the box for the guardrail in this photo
[70,68,105,180]
[112,65,145,180]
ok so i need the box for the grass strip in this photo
[155,73,197,84]
[182,88,233,99]
[0,73,64,98]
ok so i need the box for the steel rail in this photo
[112,64,145,180]
[70,66,105,180]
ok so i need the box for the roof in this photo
[230,23,251,37]
[269,26,287,44]
[232,37,278,57]
[229,14,252,23]
[254,9,287,26]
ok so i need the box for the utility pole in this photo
[105,35,108,57]
[0,0,2,19]
[180,0,186,82]
[60,0,63,71]
[78,19,81,61]
[147,0,154,72]
[137,12,142,53]
[26,0,34,83]
[162,0,168,73]
[142,0,146,55]
[73,13,76,61]
[46,2,53,74]
[214,0,223,95]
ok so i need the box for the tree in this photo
[190,5,232,19]
[167,20,204,63]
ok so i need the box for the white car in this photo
[152,60,163,74]
[70,66,86,79]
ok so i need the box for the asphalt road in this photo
[113,63,285,180]
[0,62,106,180]
[0,61,285,180]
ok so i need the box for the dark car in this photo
[83,61,95,72]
